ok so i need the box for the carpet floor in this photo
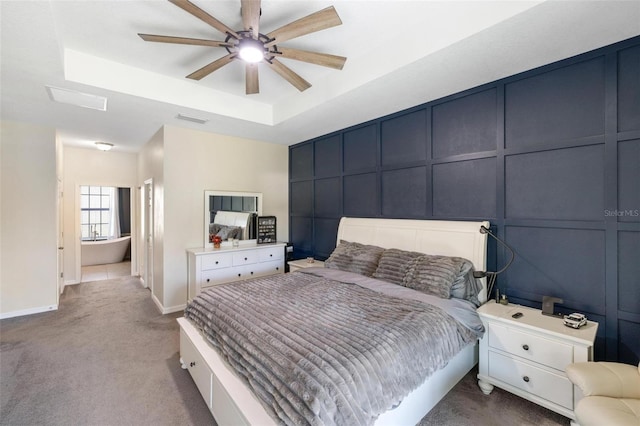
[1,276,570,426]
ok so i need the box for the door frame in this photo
[140,179,153,292]
[74,183,137,282]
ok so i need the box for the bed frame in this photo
[178,217,490,425]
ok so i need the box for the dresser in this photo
[187,242,286,301]
[477,301,598,420]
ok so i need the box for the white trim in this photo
[163,303,187,314]
[151,293,186,315]
[0,304,58,320]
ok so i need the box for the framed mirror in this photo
[204,190,263,247]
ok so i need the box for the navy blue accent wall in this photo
[289,36,640,364]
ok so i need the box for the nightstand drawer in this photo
[489,323,573,371]
[201,253,232,270]
[488,351,573,409]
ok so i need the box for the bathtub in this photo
[81,236,131,266]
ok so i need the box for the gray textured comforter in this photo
[184,268,481,426]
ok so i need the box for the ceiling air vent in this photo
[176,113,209,125]
[45,86,107,111]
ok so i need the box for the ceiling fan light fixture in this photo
[238,38,265,63]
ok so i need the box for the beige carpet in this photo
[0,276,213,426]
[1,276,569,426]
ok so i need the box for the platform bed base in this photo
[178,316,478,426]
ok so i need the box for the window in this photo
[80,186,111,240]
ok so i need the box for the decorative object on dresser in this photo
[477,300,598,421]
[256,215,277,244]
[186,242,285,301]
[287,258,325,273]
[179,217,491,425]
[566,361,640,426]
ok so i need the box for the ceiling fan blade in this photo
[276,47,346,70]
[241,0,261,39]
[266,59,311,92]
[169,0,239,39]
[246,63,259,94]
[138,34,231,48]
[186,53,235,80]
[265,6,342,47]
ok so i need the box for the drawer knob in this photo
[270,254,273,257]
[244,257,248,261]
[523,376,530,383]
[522,344,529,351]
[238,273,241,277]
[215,261,219,264]
[190,361,196,367]
[206,278,210,282]
[276,267,279,271]
[250,271,254,275]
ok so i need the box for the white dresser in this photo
[187,242,286,301]
[477,301,598,420]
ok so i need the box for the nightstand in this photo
[288,258,324,273]
[477,301,598,420]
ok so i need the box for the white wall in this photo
[1,121,58,318]
[62,147,138,284]
[137,128,165,308]
[139,125,289,312]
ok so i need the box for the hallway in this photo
[81,261,131,282]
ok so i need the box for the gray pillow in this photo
[404,255,475,299]
[215,225,241,240]
[449,263,483,306]
[209,223,222,235]
[372,248,423,285]
[324,240,384,277]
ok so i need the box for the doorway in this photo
[76,184,136,283]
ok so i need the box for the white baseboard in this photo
[0,304,58,320]
[151,293,186,315]
[163,303,187,314]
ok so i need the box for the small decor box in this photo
[257,216,276,244]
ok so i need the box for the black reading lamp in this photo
[473,225,515,304]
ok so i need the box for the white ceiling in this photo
[2,1,639,152]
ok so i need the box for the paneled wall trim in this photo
[289,36,640,364]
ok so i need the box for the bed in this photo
[178,217,490,425]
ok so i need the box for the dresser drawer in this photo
[201,268,242,287]
[253,259,284,277]
[488,350,573,409]
[489,323,573,371]
[258,246,283,262]
[232,251,258,266]
[201,253,232,270]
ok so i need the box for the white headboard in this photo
[213,211,253,239]
[336,217,490,302]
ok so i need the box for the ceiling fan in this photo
[138,0,347,95]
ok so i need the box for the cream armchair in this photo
[566,361,640,426]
